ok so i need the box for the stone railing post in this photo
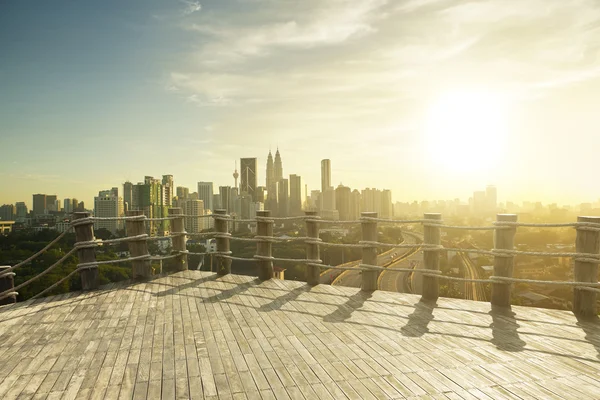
[491,214,518,307]
[257,210,274,280]
[74,212,98,290]
[126,210,152,280]
[0,267,16,305]
[305,211,320,285]
[574,216,600,317]
[422,213,441,300]
[361,212,378,291]
[214,209,231,276]
[169,208,188,271]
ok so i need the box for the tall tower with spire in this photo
[266,150,274,188]
[233,161,239,189]
[274,148,283,182]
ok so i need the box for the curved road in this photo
[320,248,396,285]
[378,232,423,293]
[333,232,422,289]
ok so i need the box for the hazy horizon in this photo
[2,0,600,207]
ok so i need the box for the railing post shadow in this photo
[169,207,188,271]
[74,212,98,290]
[492,214,517,307]
[214,209,231,276]
[125,210,152,280]
[305,211,320,285]
[257,210,273,280]
[361,212,378,291]
[421,213,441,300]
[0,267,16,305]
[574,216,600,318]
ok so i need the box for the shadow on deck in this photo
[0,271,599,399]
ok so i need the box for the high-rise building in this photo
[71,199,79,213]
[277,179,289,217]
[176,186,190,200]
[162,175,174,207]
[197,182,214,211]
[139,177,169,234]
[335,185,351,221]
[63,198,72,214]
[219,186,234,213]
[183,199,205,234]
[255,186,266,204]
[322,187,336,212]
[321,159,331,193]
[123,181,134,210]
[94,189,124,234]
[289,174,302,216]
[46,195,58,212]
[15,202,28,221]
[33,194,47,216]
[212,194,221,210]
[274,149,283,182]
[381,189,392,218]
[0,204,15,221]
[266,150,275,188]
[240,158,258,200]
[350,190,361,220]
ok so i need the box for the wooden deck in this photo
[0,271,599,400]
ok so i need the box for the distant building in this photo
[63,198,73,214]
[486,185,497,212]
[183,199,205,234]
[94,189,124,234]
[349,190,361,220]
[176,186,190,200]
[33,194,47,215]
[274,149,283,182]
[335,185,351,221]
[15,202,28,221]
[277,179,289,217]
[197,182,214,211]
[289,174,302,216]
[0,204,16,221]
[321,159,331,193]
[240,158,258,201]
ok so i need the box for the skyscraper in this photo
[176,186,190,200]
[183,199,205,234]
[381,189,392,218]
[274,148,283,182]
[46,195,58,212]
[321,159,331,193]
[32,194,47,216]
[63,199,72,214]
[197,182,214,211]
[162,175,174,207]
[349,190,361,220]
[277,179,289,217]
[219,186,234,213]
[240,158,257,200]
[335,184,351,221]
[289,174,302,216]
[15,202,27,221]
[266,150,274,188]
[123,181,133,210]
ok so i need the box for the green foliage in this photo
[0,230,133,302]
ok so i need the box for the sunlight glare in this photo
[424,90,509,175]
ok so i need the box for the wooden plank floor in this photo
[0,271,599,399]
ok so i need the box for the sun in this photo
[423,90,508,174]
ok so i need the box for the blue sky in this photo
[2,0,600,208]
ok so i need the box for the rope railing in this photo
[3,210,600,319]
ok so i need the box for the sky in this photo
[2,0,600,208]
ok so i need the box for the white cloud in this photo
[181,0,201,16]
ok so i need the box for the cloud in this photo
[181,0,201,16]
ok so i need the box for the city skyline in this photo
[2,1,600,205]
